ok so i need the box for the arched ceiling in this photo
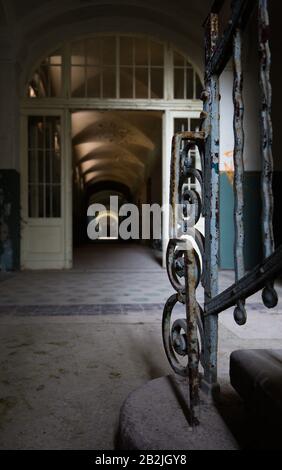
[72,110,162,194]
[0,1,213,29]
[0,0,212,195]
[0,1,214,82]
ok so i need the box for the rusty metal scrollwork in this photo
[162,0,282,428]
[162,132,206,423]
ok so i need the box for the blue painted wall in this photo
[0,170,20,271]
[219,172,263,270]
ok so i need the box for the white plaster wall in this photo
[219,66,234,173]
[242,16,261,173]
[219,18,263,174]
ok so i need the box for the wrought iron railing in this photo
[162,0,282,426]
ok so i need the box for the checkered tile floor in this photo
[0,244,281,317]
[0,245,172,311]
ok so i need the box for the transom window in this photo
[28,51,62,98]
[27,35,202,101]
[173,51,202,100]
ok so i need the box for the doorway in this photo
[20,34,203,270]
[20,109,72,270]
[20,108,203,270]
[71,109,163,269]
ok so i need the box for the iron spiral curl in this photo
[162,131,206,379]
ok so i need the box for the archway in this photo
[20,33,203,269]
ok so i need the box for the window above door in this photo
[26,34,203,103]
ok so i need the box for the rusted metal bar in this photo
[259,0,274,259]
[202,11,220,389]
[233,28,245,281]
[258,0,278,308]
[163,0,281,429]
[170,131,205,240]
[184,249,200,426]
[205,244,282,316]
[169,135,182,240]
[206,0,256,78]
[232,27,247,325]
[163,128,205,423]
[162,293,188,377]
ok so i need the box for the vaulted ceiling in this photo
[0,1,213,27]
[0,1,213,73]
[72,110,162,195]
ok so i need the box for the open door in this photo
[20,110,72,269]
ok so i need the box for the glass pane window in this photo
[71,40,85,65]
[173,53,202,99]
[120,37,133,65]
[119,37,164,99]
[150,41,164,66]
[28,49,62,98]
[174,118,189,134]
[174,51,185,66]
[186,68,194,99]
[120,67,133,98]
[173,117,201,188]
[26,36,201,102]
[190,118,201,132]
[174,117,201,134]
[134,37,149,66]
[71,66,86,97]
[28,116,61,218]
[71,36,117,97]
[86,38,101,65]
[135,67,149,98]
[174,69,185,99]
[69,35,166,99]
[101,36,116,66]
[196,74,203,99]
[86,67,101,98]
[102,67,116,98]
[151,68,163,99]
